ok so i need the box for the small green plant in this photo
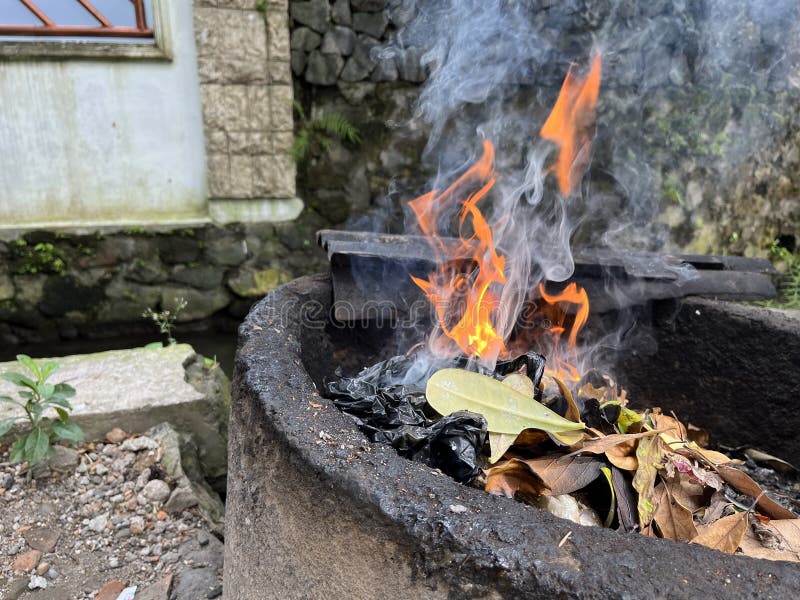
[291,101,361,163]
[143,297,188,346]
[766,240,800,309]
[0,355,83,465]
[12,241,66,275]
[256,0,269,13]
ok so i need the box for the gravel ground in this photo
[0,429,223,600]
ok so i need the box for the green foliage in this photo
[759,239,800,309]
[142,297,188,346]
[12,241,66,275]
[291,101,361,163]
[0,355,82,465]
[256,0,269,13]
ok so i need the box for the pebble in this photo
[28,574,48,590]
[109,556,121,569]
[88,514,108,533]
[105,428,128,444]
[142,479,171,503]
[121,436,159,452]
[129,516,145,535]
[12,549,42,574]
[36,561,50,575]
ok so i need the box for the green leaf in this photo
[40,361,59,380]
[9,437,26,463]
[52,421,84,443]
[52,383,75,398]
[16,354,40,378]
[23,427,50,465]
[2,371,37,391]
[55,407,69,423]
[600,466,616,528]
[45,397,73,411]
[144,342,164,350]
[37,383,55,400]
[425,368,585,436]
[0,417,18,437]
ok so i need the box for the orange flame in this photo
[540,54,602,196]
[410,140,507,363]
[537,282,590,380]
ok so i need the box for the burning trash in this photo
[326,52,799,562]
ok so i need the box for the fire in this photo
[409,55,601,375]
[410,140,507,363]
[540,54,602,196]
[537,282,590,380]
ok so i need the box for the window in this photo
[0,0,170,59]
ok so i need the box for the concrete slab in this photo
[0,344,229,485]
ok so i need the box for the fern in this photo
[760,239,800,309]
[290,102,361,163]
[316,113,361,145]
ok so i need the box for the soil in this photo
[0,431,224,600]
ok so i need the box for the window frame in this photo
[0,0,172,61]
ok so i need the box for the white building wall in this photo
[0,0,207,228]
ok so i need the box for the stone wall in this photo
[0,212,329,347]
[291,0,800,258]
[194,0,299,221]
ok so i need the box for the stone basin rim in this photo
[233,274,800,599]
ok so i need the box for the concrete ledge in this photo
[0,344,229,485]
[209,198,305,224]
[226,274,800,599]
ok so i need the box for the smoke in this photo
[358,0,800,377]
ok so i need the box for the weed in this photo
[0,355,83,465]
[291,101,361,163]
[143,297,188,346]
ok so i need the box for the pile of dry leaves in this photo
[424,367,800,561]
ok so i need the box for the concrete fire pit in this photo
[225,274,800,599]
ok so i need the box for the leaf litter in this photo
[327,353,799,562]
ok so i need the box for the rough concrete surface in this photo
[0,344,229,486]
[225,274,800,600]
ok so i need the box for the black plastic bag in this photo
[327,355,487,483]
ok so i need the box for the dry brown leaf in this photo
[652,483,698,542]
[649,409,688,441]
[662,474,706,513]
[484,460,545,498]
[740,521,800,563]
[632,435,666,528]
[716,465,796,520]
[552,375,581,423]
[702,491,731,525]
[691,511,749,554]
[485,454,601,498]
[524,454,602,496]
[687,424,709,448]
[571,429,665,456]
[605,439,638,471]
[743,448,798,475]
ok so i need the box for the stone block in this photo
[271,155,298,197]
[206,153,232,197]
[194,8,267,83]
[0,345,229,484]
[248,85,273,131]
[229,131,273,155]
[200,85,251,131]
[227,267,291,297]
[397,46,426,82]
[269,59,293,85]
[291,50,308,75]
[0,271,13,301]
[205,130,229,155]
[351,0,385,11]
[170,265,226,290]
[272,131,295,155]
[331,0,352,26]
[321,26,356,56]
[230,155,255,197]
[266,9,291,61]
[305,50,345,85]
[353,11,388,38]
[161,287,231,320]
[290,27,322,51]
[371,55,398,82]
[270,85,295,131]
[105,278,162,306]
[290,0,330,33]
[339,35,379,81]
